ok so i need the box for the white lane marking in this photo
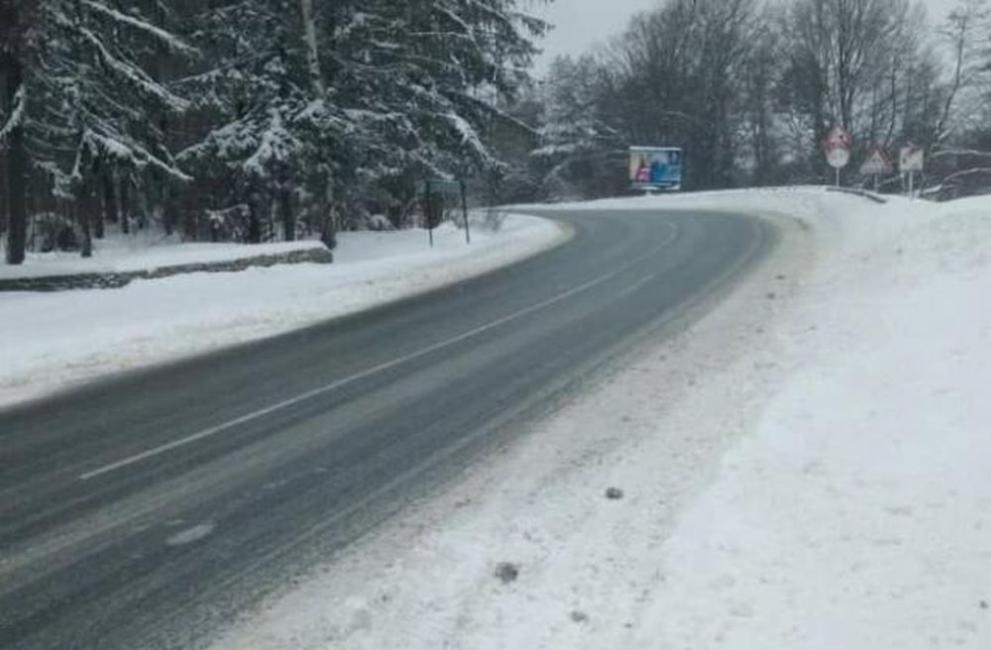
[165,521,216,546]
[617,272,659,298]
[79,223,679,481]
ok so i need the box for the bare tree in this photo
[777,0,944,181]
[933,0,989,145]
[601,0,758,189]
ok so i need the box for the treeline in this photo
[530,0,991,199]
[3,0,990,266]
[0,0,548,264]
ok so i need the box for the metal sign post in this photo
[416,178,468,247]
[899,145,924,199]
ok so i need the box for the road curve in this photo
[0,209,772,649]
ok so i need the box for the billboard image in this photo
[629,146,683,191]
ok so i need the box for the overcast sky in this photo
[532,0,959,74]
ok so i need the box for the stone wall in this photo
[0,246,333,292]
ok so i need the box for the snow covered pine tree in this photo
[1,0,193,263]
[2,0,548,262]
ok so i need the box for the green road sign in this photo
[416,179,461,196]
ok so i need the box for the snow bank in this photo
[636,192,991,649]
[0,214,565,406]
[208,188,991,650]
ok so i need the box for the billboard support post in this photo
[459,179,470,245]
[426,180,434,247]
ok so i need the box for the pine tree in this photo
[177,0,548,238]
[1,0,193,262]
[2,0,549,261]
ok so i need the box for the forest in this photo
[1,0,990,265]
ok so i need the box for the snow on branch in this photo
[0,84,26,142]
[175,118,256,164]
[941,167,991,183]
[297,99,352,134]
[433,5,484,54]
[460,92,536,136]
[81,0,197,56]
[465,0,514,28]
[244,110,302,177]
[78,26,191,112]
[932,149,991,159]
[85,130,193,182]
[444,111,493,164]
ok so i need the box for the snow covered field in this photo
[209,188,991,650]
[0,214,566,407]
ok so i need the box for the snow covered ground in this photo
[209,188,991,650]
[0,214,565,407]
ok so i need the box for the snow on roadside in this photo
[632,193,991,650]
[208,188,991,650]
[0,214,566,407]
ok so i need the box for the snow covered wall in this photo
[0,242,332,291]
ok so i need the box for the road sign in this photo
[899,145,924,173]
[860,148,893,176]
[415,179,461,196]
[899,145,924,198]
[826,147,851,170]
[823,127,852,185]
[824,126,853,152]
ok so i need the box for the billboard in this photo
[629,146,683,191]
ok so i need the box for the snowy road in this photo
[0,209,771,650]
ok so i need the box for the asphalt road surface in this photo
[0,209,773,649]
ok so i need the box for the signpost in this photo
[823,126,852,187]
[899,145,924,198]
[859,147,894,191]
[416,178,470,247]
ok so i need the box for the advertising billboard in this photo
[629,146,683,191]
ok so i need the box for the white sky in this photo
[532,0,960,74]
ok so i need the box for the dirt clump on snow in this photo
[494,562,519,584]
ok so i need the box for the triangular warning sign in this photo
[860,147,893,176]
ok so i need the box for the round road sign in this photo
[827,147,851,169]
